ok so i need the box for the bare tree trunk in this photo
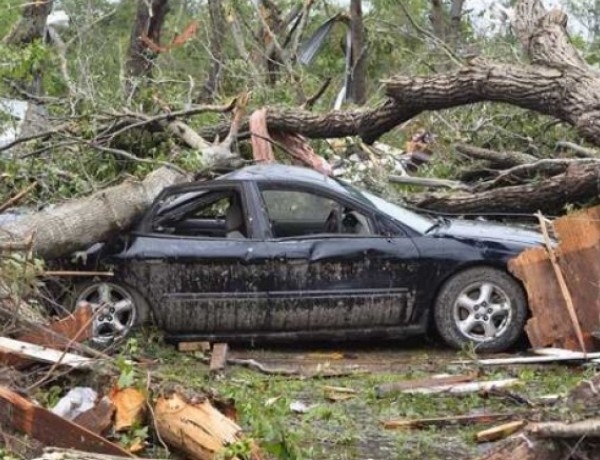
[349,0,367,105]
[429,0,446,40]
[124,0,170,97]
[199,0,227,102]
[448,0,465,46]
[3,0,53,46]
[3,0,54,96]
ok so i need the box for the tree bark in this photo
[448,0,465,45]
[411,162,600,215]
[3,0,53,46]
[349,0,367,105]
[0,167,188,260]
[124,0,170,95]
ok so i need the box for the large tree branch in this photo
[198,100,418,144]
[385,62,600,145]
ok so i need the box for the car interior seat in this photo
[225,195,246,238]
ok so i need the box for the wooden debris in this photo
[456,353,600,366]
[108,387,146,432]
[508,204,600,351]
[472,436,561,460]
[3,303,93,368]
[403,378,520,395]
[0,337,94,369]
[177,341,210,353]
[18,303,93,349]
[209,343,229,373]
[323,386,357,402]
[73,397,115,435]
[32,447,168,460]
[154,392,261,460]
[0,386,132,457]
[375,373,475,398]
[536,212,586,353]
[476,420,527,443]
[383,413,515,430]
[528,419,600,438]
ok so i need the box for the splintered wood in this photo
[154,392,262,460]
[508,205,600,351]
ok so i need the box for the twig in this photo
[302,77,332,110]
[0,182,37,213]
[225,358,300,376]
[84,142,187,176]
[41,270,114,277]
[536,211,586,354]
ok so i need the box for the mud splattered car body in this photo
[84,164,542,351]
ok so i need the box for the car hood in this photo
[432,219,544,246]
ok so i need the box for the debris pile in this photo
[0,310,263,460]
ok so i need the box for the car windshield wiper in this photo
[424,216,451,234]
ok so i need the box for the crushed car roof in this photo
[221,164,334,184]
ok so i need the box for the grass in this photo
[120,329,593,460]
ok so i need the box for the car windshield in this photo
[336,180,433,233]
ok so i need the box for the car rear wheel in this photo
[72,281,149,346]
[434,267,527,353]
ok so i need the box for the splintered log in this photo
[508,204,600,350]
[0,337,95,369]
[0,386,132,457]
[154,392,261,460]
[0,167,188,260]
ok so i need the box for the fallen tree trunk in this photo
[0,167,188,260]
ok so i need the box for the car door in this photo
[114,181,273,339]
[254,183,422,335]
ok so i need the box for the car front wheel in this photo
[72,281,149,346]
[434,267,527,353]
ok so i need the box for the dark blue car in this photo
[73,164,541,352]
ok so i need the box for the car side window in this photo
[260,189,375,238]
[152,189,248,239]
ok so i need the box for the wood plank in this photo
[209,343,229,372]
[455,352,600,365]
[0,337,94,369]
[0,386,132,457]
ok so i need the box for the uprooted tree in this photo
[2,0,600,259]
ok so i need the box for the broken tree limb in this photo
[375,373,475,398]
[403,378,521,395]
[0,166,189,259]
[471,436,561,460]
[528,419,600,438]
[454,143,537,168]
[383,413,516,430]
[389,175,471,191]
[476,420,527,443]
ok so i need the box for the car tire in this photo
[433,267,527,353]
[71,281,150,346]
